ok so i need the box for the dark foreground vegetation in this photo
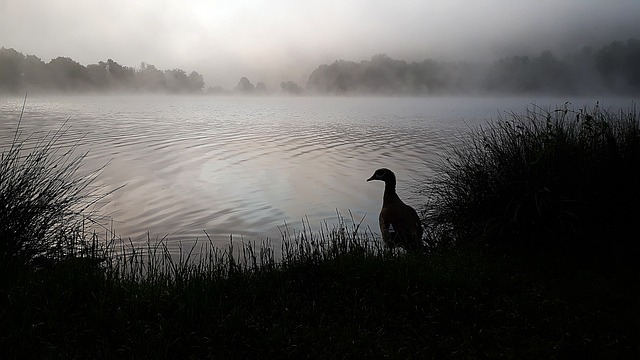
[1,104,639,359]
[424,103,640,264]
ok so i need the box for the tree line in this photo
[2,38,639,95]
[0,49,205,94]
[306,39,640,95]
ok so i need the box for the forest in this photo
[1,38,639,95]
[0,50,205,94]
[306,39,640,95]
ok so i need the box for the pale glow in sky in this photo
[1,0,640,88]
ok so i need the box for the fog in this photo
[1,0,640,89]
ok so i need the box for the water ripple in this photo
[4,95,621,251]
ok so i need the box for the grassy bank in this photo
[1,231,637,359]
[1,103,639,359]
[2,236,638,359]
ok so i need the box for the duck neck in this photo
[383,179,399,203]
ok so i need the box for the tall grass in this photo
[0,99,111,268]
[102,211,383,285]
[424,103,640,260]
[4,210,637,359]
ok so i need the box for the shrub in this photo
[424,103,640,258]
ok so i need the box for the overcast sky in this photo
[1,0,640,88]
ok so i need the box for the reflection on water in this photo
[0,95,626,250]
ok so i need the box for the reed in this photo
[0,98,112,269]
[101,210,382,285]
[423,103,640,261]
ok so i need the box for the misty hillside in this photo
[2,38,639,95]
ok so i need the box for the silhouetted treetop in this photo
[280,81,303,95]
[235,77,254,93]
[595,39,640,90]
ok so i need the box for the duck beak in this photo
[366,175,375,182]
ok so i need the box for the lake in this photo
[0,95,632,251]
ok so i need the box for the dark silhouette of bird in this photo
[367,168,423,250]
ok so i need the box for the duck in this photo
[367,168,423,250]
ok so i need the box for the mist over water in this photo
[0,95,633,250]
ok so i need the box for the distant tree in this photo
[306,60,361,94]
[559,46,601,92]
[255,81,267,93]
[0,47,25,92]
[105,59,135,89]
[22,54,49,90]
[484,51,575,93]
[595,39,640,90]
[46,57,90,91]
[188,71,205,92]
[137,63,166,91]
[235,77,254,93]
[532,50,574,92]
[484,55,530,92]
[405,59,447,93]
[164,69,190,93]
[280,81,303,94]
[305,55,484,95]
[361,54,407,93]
[85,63,109,90]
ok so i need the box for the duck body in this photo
[367,168,423,250]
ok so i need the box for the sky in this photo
[1,0,640,89]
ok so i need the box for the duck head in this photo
[367,168,396,183]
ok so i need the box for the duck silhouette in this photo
[367,168,423,249]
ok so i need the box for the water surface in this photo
[0,95,629,249]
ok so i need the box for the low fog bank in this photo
[1,39,639,96]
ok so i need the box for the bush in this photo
[0,104,109,268]
[424,103,640,259]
